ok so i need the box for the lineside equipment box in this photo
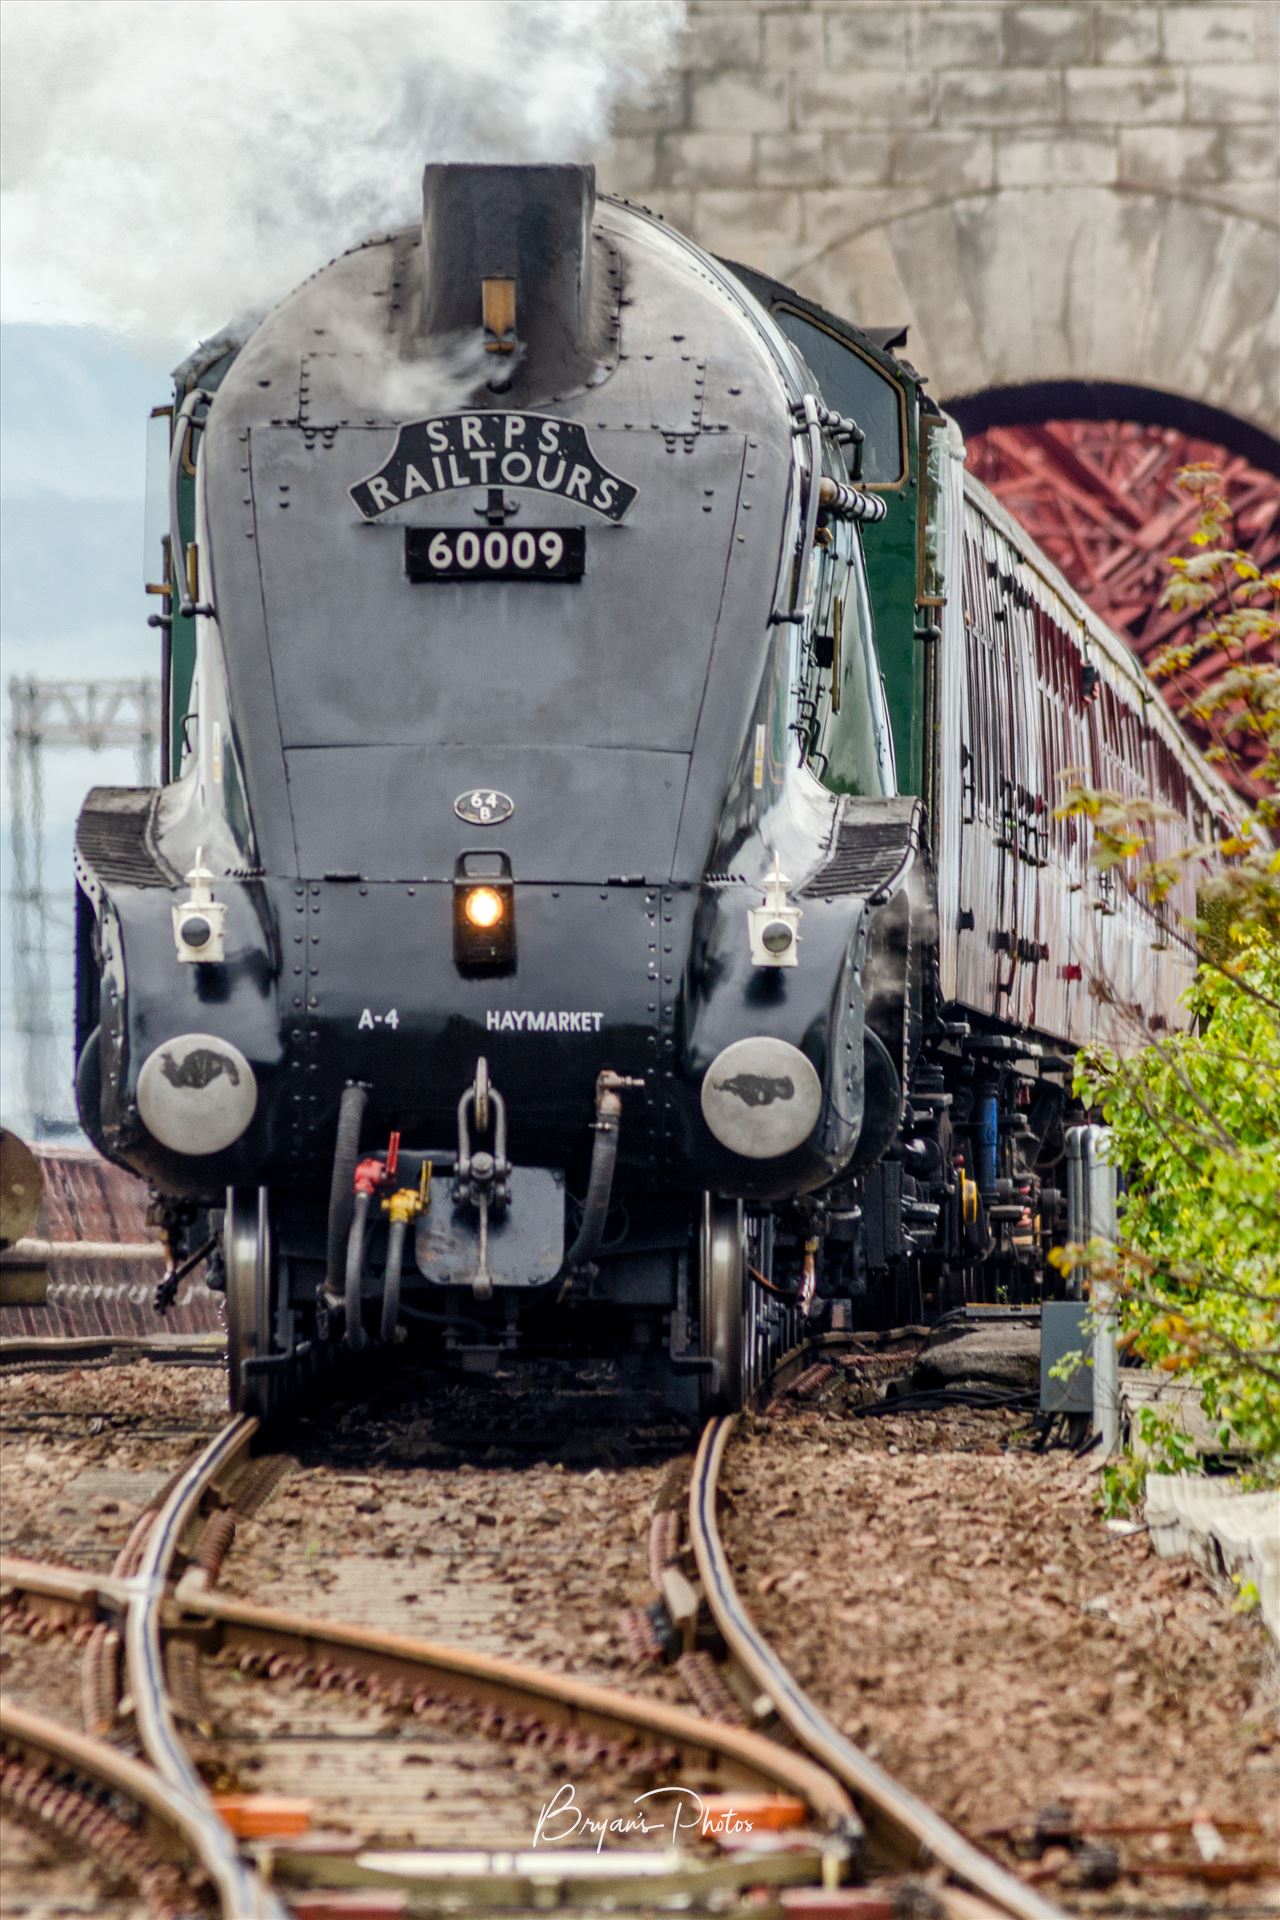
[1040,1301,1093,1414]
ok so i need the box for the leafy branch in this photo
[1058,464,1280,1487]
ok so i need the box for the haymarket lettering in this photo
[350,413,637,523]
[486,1011,605,1033]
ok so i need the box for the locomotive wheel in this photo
[743,1212,775,1404]
[225,1186,283,1422]
[699,1196,746,1416]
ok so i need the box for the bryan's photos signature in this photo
[533,1782,755,1850]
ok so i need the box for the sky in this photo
[0,0,685,1139]
[1,322,168,1135]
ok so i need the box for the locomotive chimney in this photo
[420,163,597,392]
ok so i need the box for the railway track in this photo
[0,1341,1078,1919]
[1,1396,847,1915]
[691,1358,1278,1916]
[686,1413,1062,1920]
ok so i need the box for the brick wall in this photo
[593,0,1280,437]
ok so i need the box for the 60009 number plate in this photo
[406,527,585,582]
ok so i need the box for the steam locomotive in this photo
[73,163,1226,1418]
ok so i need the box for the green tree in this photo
[1058,466,1280,1490]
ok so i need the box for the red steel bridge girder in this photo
[966,421,1279,797]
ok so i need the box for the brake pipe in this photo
[345,1142,398,1350]
[561,1071,644,1274]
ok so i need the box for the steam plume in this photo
[0,0,684,353]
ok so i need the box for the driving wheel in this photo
[225,1186,279,1421]
[699,1195,746,1415]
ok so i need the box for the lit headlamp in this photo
[454,851,516,969]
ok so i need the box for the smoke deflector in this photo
[420,163,599,395]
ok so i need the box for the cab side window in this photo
[772,307,906,486]
[795,492,894,798]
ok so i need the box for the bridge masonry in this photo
[594,0,1279,443]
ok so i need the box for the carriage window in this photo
[772,307,906,485]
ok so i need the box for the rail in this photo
[4,1338,1069,1917]
[0,1697,229,1889]
[2,1400,861,1913]
[1,1415,283,1918]
[689,1413,1067,1920]
[124,1416,277,1916]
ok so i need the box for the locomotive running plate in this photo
[406,526,585,582]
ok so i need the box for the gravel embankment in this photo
[722,1382,1279,1908]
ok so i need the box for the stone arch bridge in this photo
[592,0,1279,778]
[595,0,1279,456]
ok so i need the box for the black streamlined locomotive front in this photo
[74,162,919,1411]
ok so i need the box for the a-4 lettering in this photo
[357,1008,399,1031]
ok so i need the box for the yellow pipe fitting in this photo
[383,1187,421,1226]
